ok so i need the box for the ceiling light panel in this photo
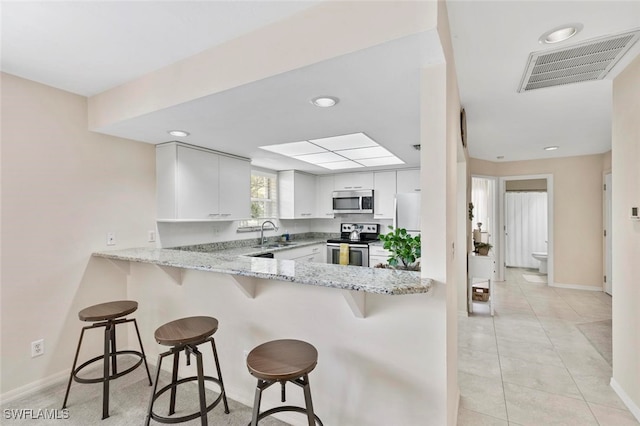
[357,157,405,167]
[259,141,325,156]
[337,146,392,160]
[310,132,378,151]
[319,160,365,170]
[294,151,345,164]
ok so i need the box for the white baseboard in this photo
[0,369,70,405]
[610,377,640,421]
[549,281,603,291]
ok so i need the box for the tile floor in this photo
[457,267,639,426]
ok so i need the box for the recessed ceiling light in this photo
[539,24,583,44]
[544,146,559,151]
[311,96,339,108]
[168,130,190,137]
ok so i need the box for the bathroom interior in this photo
[472,176,549,282]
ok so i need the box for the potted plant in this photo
[475,242,493,256]
[377,226,421,271]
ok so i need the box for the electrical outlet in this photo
[106,232,116,246]
[31,339,44,358]
[148,230,156,242]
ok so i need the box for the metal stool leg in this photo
[110,321,118,375]
[302,374,316,426]
[168,349,180,416]
[145,352,165,426]
[250,380,265,426]
[194,347,208,426]
[102,323,111,419]
[133,318,152,385]
[62,327,87,409]
[210,338,230,414]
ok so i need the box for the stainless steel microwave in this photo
[332,190,374,214]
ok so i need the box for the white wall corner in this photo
[610,377,640,422]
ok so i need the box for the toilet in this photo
[531,252,548,274]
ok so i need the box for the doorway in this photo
[498,174,554,285]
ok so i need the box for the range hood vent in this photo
[518,29,640,92]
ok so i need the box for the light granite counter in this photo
[92,244,432,296]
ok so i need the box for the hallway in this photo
[457,267,638,425]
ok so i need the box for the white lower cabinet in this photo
[274,244,325,263]
[369,245,391,268]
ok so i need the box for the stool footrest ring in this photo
[72,350,145,384]
[149,376,225,424]
[250,406,323,426]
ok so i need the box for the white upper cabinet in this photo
[156,142,250,220]
[278,170,316,219]
[218,155,251,218]
[333,172,374,190]
[315,174,335,218]
[373,171,396,219]
[396,169,421,193]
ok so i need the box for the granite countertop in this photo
[92,236,432,296]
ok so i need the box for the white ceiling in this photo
[2,1,639,170]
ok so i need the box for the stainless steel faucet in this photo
[260,220,279,246]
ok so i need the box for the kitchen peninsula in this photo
[91,243,437,425]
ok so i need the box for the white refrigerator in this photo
[395,192,421,232]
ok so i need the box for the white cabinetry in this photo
[315,175,335,218]
[373,171,396,219]
[396,169,421,193]
[334,172,374,190]
[278,171,316,219]
[468,252,496,315]
[274,244,325,263]
[156,142,250,220]
[369,245,391,268]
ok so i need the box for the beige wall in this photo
[611,54,640,417]
[470,154,606,288]
[0,73,156,396]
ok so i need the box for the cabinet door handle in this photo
[354,186,362,189]
[209,213,220,216]
[220,213,231,216]
[374,213,384,216]
[414,189,421,192]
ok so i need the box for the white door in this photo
[604,173,612,295]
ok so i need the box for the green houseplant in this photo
[377,226,421,271]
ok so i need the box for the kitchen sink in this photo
[249,252,274,258]
[251,242,296,249]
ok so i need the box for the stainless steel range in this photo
[326,223,380,267]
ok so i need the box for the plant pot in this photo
[478,247,490,256]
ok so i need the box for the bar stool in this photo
[145,316,229,426]
[62,300,152,420]
[246,339,323,426]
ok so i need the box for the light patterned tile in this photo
[459,372,508,420]
[588,402,640,426]
[496,336,564,368]
[499,356,582,399]
[457,407,509,426]
[459,347,502,380]
[503,382,598,426]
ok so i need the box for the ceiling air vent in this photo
[518,29,640,92]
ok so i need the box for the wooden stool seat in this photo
[145,316,229,426]
[154,316,218,346]
[63,300,151,420]
[78,300,138,322]
[247,339,318,381]
[246,339,322,426]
